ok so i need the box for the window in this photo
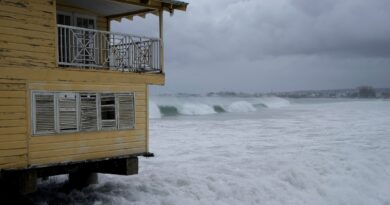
[58,93,78,132]
[80,93,98,131]
[100,93,116,130]
[33,93,55,134]
[118,93,135,129]
[32,92,136,135]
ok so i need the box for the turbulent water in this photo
[33,97,390,205]
[149,96,291,118]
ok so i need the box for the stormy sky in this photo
[112,0,390,93]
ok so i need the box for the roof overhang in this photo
[57,0,188,21]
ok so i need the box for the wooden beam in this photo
[107,8,155,20]
[159,9,164,73]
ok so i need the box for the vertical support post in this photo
[158,9,164,73]
[145,85,149,152]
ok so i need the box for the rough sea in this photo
[33,96,390,205]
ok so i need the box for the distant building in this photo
[357,86,376,98]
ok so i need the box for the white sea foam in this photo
[227,101,256,112]
[179,103,216,115]
[148,96,291,117]
[259,97,291,108]
[33,99,390,205]
[149,101,161,119]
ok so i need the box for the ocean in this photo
[34,97,390,205]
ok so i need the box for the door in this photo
[74,15,97,66]
[57,12,72,64]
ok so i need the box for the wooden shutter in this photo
[117,93,135,129]
[34,94,55,134]
[100,93,116,130]
[80,93,97,131]
[58,93,77,132]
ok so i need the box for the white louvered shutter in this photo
[58,93,78,132]
[34,94,55,134]
[100,93,116,130]
[117,93,135,129]
[80,93,98,131]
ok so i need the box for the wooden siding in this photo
[0,79,28,169]
[27,82,148,167]
[0,0,57,69]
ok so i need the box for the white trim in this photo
[31,91,136,136]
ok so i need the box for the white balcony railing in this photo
[57,24,161,73]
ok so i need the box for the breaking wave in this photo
[227,101,256,113]
[149,96,290,118]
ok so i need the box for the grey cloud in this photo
[113,0,390,93]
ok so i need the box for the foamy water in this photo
[33,98,390,205]
[149,96,290,118]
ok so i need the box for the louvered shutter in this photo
[118,93,135,129]
[80,93,97,131]
[34,94,55,134]
[100,93,116,130]
[58,93,77,132]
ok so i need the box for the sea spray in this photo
[179,103,216,115]
[227,101,257,113]
[149,101,162,119]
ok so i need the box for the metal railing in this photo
[57,24,161,73]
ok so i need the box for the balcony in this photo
[57,25,162,73]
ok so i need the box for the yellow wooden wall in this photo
[0,0,162,170]
[0,0,57,69]
[0,79,28,169]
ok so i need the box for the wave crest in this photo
[227,101,256,113]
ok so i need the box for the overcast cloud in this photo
[112,0,390,93]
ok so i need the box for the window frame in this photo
[31,91,136,136]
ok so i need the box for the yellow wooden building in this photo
[0,0,187,193]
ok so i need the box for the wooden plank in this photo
[0,141,27,150]
[0,98,26,106]
[0,19,54,34]
[0,26,54,40]
[0,57,55,68]
[30,141,145,158]
[0,160,27,169]
[0,119,26,127]
[0,155,26,165]
[0,83,26,90]
[145,85,149,152]
[30,135,144,152]
[0,41,55,53]
[0,67,165,85]
[0,127,26,135]
[0,91,25,97]
[0,6,54,19]
[0,9,55,25]
[0,34,55,47]
[0,0,55,14]
[0,106,25,112]
[136,105,146,112]
[0,134,26,142]
[0,49,56,61]
[30,147,145,166]
[0,148,26,157]
[28,82,145,92]
[0,112,25,120]
[30,130,145,144]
